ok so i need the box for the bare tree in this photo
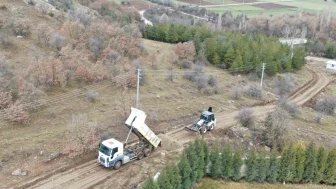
[231,86,241,100]
[49,32,65,51]
[274,73,296,98]
[262,107,289,150]
[235,107,255,128]
[245,84,263,99]
[314,96,336,115]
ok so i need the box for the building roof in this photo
[326,60,336,64]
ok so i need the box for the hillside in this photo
[0,0,336,189]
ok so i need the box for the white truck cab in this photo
[98,107,161,169]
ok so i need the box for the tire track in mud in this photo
[18,65,332,189]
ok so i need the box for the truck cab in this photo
[98,138,127,169]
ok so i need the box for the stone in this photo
[21,170,28,176]
[39,151,43,155]
[264,146,271,152]
[11,169,22,176]
[249,141,253,147]
[17,36,23,39]
[161,152,165,157]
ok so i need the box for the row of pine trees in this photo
[142,140,336,189]
[142,24,306,75]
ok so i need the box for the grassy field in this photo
[194,178,336,189]
[179,0,336,17]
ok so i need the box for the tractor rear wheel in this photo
[200,126,207,134]
[209,124,214,131]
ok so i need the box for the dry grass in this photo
[194,178,335,189]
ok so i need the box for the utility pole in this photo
[136,69,141,108]
[260,63,266,89]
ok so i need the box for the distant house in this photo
[279,38,307,46]
[326,60,336,70]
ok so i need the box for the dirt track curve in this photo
[17,65,333,189]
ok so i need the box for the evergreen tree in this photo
[224,46,235,67]
[293,142,306,182]
[323,148,336,184]
[167,24,178,43]
[205,38,219,64]
[278,143,296,182]
[209,145,221,178]
[142,176,159,189]
[267,150,279,182]
[221,144,233,178]
[303,143,317,183]
[245,149,258,181]
[185,143,199,185]
[192,31,202,53]
[256,152,269,182]
[230,50,244,71]
[168,165,182,189]
[213,53,220,65]
[292,48,306,70]
[195,139,205,181]
[178,153,192,189]
[284,56,293,72]
[313,146,327,183]
[157,168,173,189]
[232,148,243,181]
[202,140,209,174]
[325,42,336,59]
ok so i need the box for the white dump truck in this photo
[98,107,161,169]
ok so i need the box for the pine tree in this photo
[221,144,233,178]
[178,153,192,189]
[203,140,209,174]
[284,56,293,72]
[256,152,269,182]
[142,176,159,189]
[224,46,235,67]
[303,143,317,183]
[294,142,306,182]
[245,149,258,181]
[267,150,279,182]
[185,143,199,185]
[230,50,244,71]
[278,143,296,182]
[313,146,327,183]
[192,31,202,53]
[168,165,182,189]
[195,139,205,181]
[209,145,221,179]
[323,148,336,184]
[213,53,220,65]
[157,167,173,189]
[232,148,243,181]
[167,24,178,43]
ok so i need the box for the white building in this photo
[279,38,307,46]
[326,60,336,70]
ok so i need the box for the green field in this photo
[177,0,336,17]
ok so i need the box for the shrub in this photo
[231,86,241,100]
[181,59,193,69]
[248,72,259,81]
[208,76,218,87]
[87,90,98,102]
[62,114,99,158]
[4,103,29,124]
[48,12,54,17]
[49,0,73,11]
[49,33,65,51]
[0,33,12,48]
[166,71,175,82]
[263,108,289,150]
[195,74,208,91]
[315,112,323,124]
[89,37,102,60]
[274,74,296,98]
[235,107,255,128]
[314,96,336,115]
[245,84,262,99]
[27,0,35,5]
[279,99,299,116]
[11,19,31,36]
[0,92,12,110]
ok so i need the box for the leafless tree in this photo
[235,107,255,128]
[274,73,296,98]
[314,96,336,115]
[49,32,65,51]
[231,86,241,100]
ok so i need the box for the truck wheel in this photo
[114,161,122,170]
[137,152,144,160]
[144,148,152,157]
[209,124,214,131]
[200,126,207,134]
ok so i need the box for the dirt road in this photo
[18,65,332,189]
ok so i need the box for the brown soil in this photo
[252,3,297,10]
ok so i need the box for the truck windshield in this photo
[99,144,111,156]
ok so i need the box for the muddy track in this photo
[15,65,331,189]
